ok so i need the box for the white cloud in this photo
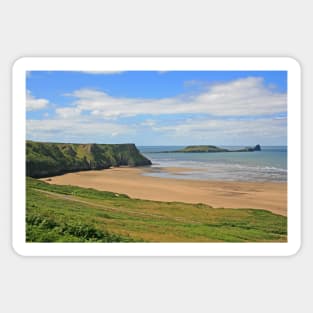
[151,117,287,145]
[27,118,132,142]
[26,90,49,111]
[66,77,286,118]
[56,107,81,119]
[27,115,286,145]
[154,117,285,135]
[147,118,287,145]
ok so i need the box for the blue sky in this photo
[26,71,287,145]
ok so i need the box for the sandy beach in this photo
[42,167,287,216]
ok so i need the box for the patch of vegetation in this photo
[158,144,261,153]
[26,177,287,243]
[26,141,151,178]
[26,214,133,242]
[179,145,229,152]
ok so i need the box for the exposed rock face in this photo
[232,144,262,152]
[26,141,152,178]
[253,144,261,151]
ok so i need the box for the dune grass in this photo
[26,177,287,243]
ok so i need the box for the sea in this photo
[138,146,287,183]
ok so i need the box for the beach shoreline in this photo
[41,166,287,216]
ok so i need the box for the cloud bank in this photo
[62,77,286,118]
[26,77,287,144]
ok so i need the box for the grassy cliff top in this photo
[26,141,151,178]
[175,144,261,153]
[180,145,229,152]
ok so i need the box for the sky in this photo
[26,70,287,146]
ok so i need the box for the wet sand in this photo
[41,167,287,216]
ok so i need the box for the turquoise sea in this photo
[139,146,287,182]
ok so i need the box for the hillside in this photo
[173,144,261,153]
[26,141,152,178]
[26,177,287,243]
[179,145,229,152]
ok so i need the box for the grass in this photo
[26,177,287,243]
[26,141,151,178]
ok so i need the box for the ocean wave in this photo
[151,160,286,173]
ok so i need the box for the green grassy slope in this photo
[179,145,229,152]
[177,144,261,153]
[158,144,261,153]
[26,178,287,243]
[26,141,151,178]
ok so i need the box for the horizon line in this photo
[26,139,286,147]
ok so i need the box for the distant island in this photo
[26,141,151,178]
[159,144,261,153]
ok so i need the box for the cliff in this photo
[26,141,152,178]
[231,144,261,152]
